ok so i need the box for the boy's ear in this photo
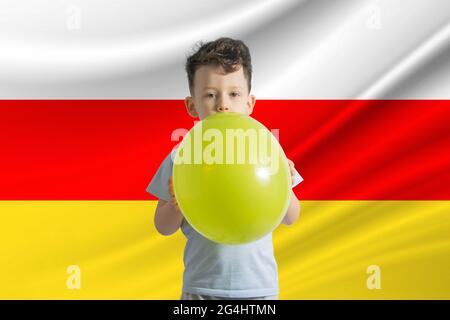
[184,96,199,118]
[246,94,256,116]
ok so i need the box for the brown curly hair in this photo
[185,37,252,96]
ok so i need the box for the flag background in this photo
[0,0,449,299]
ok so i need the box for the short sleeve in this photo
[146,152,174,202]
[292,168,304,188]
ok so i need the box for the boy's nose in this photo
[217,105,230,112]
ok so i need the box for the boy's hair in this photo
[185,37,252,96]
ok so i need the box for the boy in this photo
[147,37,303,300]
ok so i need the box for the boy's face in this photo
[185,65,256,120]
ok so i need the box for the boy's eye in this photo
[205,92,240,98]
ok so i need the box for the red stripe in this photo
[1,100,449,200]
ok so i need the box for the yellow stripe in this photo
[0,201,449,299]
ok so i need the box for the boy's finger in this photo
[287,159,296,177]
[290,161,295,168]
[167,176,181,211]
[287,159,295,170]
[168,176,174,191]
[169,195,182,213]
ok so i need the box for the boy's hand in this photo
[168,176,182,214]
[287,159,295,186]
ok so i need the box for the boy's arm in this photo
[154,176,184,236]
[281,191,301,226]
[154,199,183,236]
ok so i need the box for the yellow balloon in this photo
[173,112,291,244]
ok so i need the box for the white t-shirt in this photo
[147,149,303,298]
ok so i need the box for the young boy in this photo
[147,37,303,300]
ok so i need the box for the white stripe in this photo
[0,0,449,99]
